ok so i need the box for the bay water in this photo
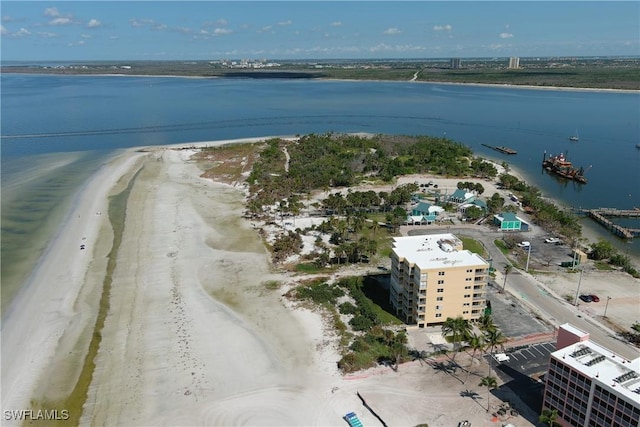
[2,74,639,311]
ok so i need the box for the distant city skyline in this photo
[1,1,639,61]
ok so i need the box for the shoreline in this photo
[2,70,638,94]
[1,135,636,426]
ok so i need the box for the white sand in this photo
[1,151,145,417]
[3,135,632,427]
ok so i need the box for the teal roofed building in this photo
[449,188,475,204]
[408,202,443,224]
[493,212,523,231]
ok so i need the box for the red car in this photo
[589,295,600,302]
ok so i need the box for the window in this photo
[465,278,472,281]
[438,271,445,276]
[463,303,470,306]
[435,313,442,318]
[435,305,441,310]
[463,311,469,314]
[436,296,443,301]
[437,288,444,293]
[464,285,471,289]
[466,269,473,273]
[437,280,444,284]
[464,294,471,298]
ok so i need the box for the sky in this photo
[1,1,639,61]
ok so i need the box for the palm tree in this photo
[369,219,380,235]
[501,264,513,293]
[484,327,507,377]
[441,316,472,363]
[465,332,486,383]
[539,408,560,427]
[477,313,495,332]
[479,376,498,412]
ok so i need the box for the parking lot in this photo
[488,341,555,416]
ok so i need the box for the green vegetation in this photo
[291,276,406,373]
[6,58,639,90]
[30,167,141,426]
[460,236,485,257]
[589,240,639,277]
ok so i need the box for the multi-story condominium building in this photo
[450,58,462,69]
[508,57,520,69]
[543,324,640,427]
[389,234,489,327]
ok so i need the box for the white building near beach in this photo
[389,234,490,327]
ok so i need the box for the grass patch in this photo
[594,261,615,271]
[295,262,323,274]
[460,236,485,257]
[195,143,260,184]
[494,239,509,255]
[263,280,282,290]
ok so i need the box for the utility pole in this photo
[603,296,611,318]
[525,243,531,273]
[573,268,584,306]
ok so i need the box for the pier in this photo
[481,144,517,155]
[573,208,640,239]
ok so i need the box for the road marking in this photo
[510,354,519,361]
[532,346,546,356]
[524,349,537,358]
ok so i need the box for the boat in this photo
[542,151,589,184]
[568,129,579,141]
[636,143,640,149]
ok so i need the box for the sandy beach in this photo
[2,136,637,427]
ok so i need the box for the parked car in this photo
[589,294,600,302]
[517,241,531,248]
[579,294,593,303]
[545,237,562,244]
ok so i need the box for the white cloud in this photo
[44,7,61,18]
[278,20,292,26]
[81,34,92,39]
[330,21,342,27]
[259,25,273,33]
[109,35,118,40]
[369,42,425,53]
[87,19,102,28]
[383,27,401,35]
[49,17,72,26]
[0,25,7,35]
[213,28,232,35]
[216,19,228,26]
[15,28,31,37]
[433,24,452,32]
[67,40,86,47]
[500,32,514,39]
[37,31,57,38]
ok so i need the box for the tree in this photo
[501,264,513,293]
[479,376,498,412]
[539,408,560,427]
[369,219,380,235]
[441,316,472,363]
[590,239,615,260]
[465,332,486,383]
[484,327,506,378]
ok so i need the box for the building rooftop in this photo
[551,337,640,402]
[391,233,488,270]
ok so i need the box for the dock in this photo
[481,144,517,155]
[573,208,640,239]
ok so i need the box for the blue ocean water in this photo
[1,74,639,303]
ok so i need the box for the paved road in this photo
[407,225,640,360]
